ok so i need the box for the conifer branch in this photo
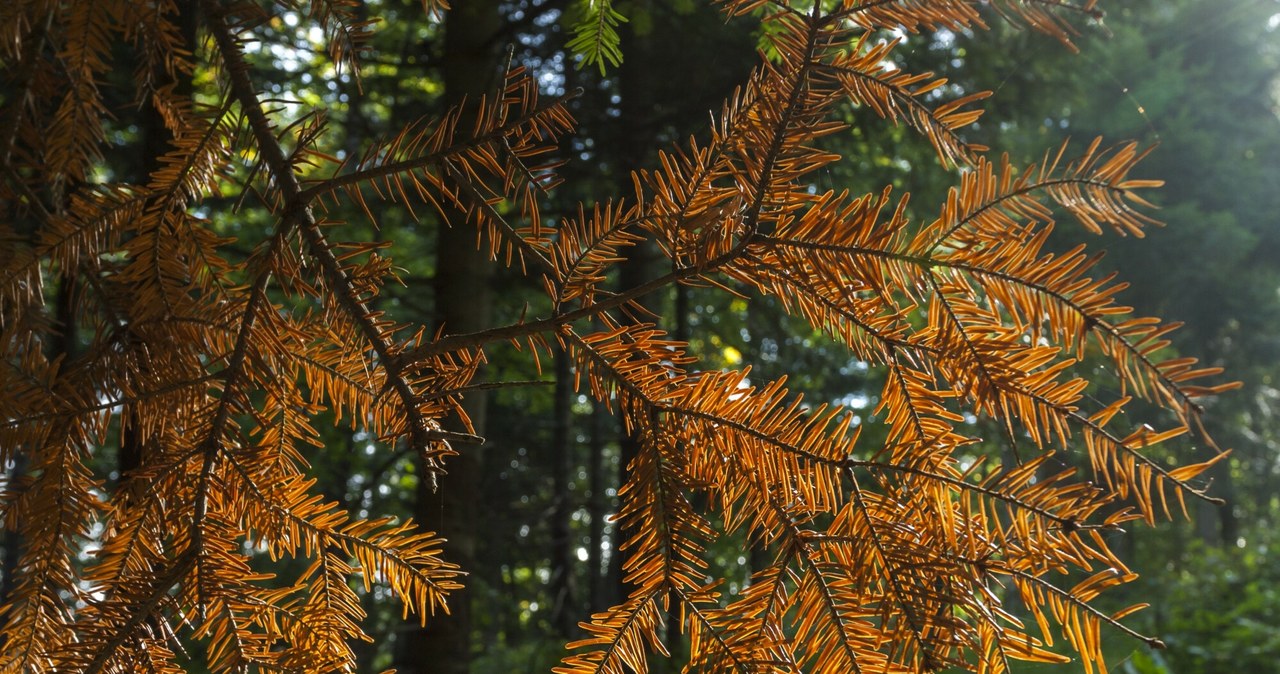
[761,233,1220,428]
[82,551,197,674]
[400,242,751,364]
[294,88,583,205]
[441,159,555,273]
[992,564,1165,649]
[0,2,1237,671]
[845,471,942,669]
[206,4,448,484]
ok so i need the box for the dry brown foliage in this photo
[0,1,1236,672]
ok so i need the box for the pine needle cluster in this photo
[0,1,1234,672]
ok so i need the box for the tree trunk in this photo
[608,0,658,609]
[665,284,691,669]
[1196,446,1238,547]
[118,4,197,496]
[549,344,576,637]
[398,3,501,673]
[586,394,609,614]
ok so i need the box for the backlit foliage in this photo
[0,1,1236,673]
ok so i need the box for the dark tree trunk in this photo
[586,394,609,614]
[549,344,576,637]
[665,284,691,669]
[118,5,197,493]
[399,3,501,673]
[1196,447,1238,547]
[608,0,658,610]
[0,455,23,607]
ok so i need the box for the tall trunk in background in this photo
[399,4,501,673]
[740,302,773,580]
[548,345,576,637]
[0,273,74,604]
[0,454,22,606]
[608,0,658,611]
[585,393,608,614]
[1,5,198,607]
[119,7,198,495]
[1186,343,1238,549]
[1196,438,1239,547]
[335,14,383,667]
[606,4,683,670]
[0,277,74,605]
[666,284,691,667]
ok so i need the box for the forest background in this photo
[1,0,1278,673]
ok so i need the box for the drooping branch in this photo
[206,4,453,485]
[295,87,583,206]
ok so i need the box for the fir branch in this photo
[294,88,583,205]
[207,4,449,485]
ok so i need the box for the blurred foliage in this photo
[1151,535,1280,673]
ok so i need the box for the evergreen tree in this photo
[0,2,1244,672]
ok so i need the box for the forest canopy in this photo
[2,1,1276,673]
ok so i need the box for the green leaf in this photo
[567,0,628,75]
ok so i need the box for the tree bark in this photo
[398,3,501,673]
[586,394,608,614]
[608,0,658,609]
[549,344,576,637]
